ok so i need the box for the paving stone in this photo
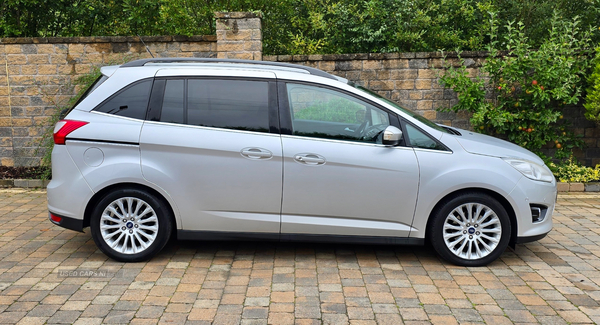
[1,190,600,325]
[103,310,135,324]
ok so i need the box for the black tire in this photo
[90,188,172,262]
[429,192,511,267]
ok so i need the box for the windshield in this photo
[350,82,451,134]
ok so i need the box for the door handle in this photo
[241,148,273,160]
[294,154,326,165]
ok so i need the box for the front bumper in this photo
[516,232,549,244]
[508,176,556,239]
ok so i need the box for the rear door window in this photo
[159,79,270,133]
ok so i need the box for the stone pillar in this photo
[215,12,262,61]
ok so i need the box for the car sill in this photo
[178,230,424,245]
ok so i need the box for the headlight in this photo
[502,158,554,183]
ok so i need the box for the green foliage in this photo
[1,0,598,55]
[584,47,600,126]
[549,157,600,183]
[438,13,596,161]
[294,98,363,123]
[36,67,102,180]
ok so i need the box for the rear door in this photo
[139,71,283,234]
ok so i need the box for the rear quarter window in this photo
[93,79,153,120]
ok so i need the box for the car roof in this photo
[103,58,348,83]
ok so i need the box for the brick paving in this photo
[0,188,599,324]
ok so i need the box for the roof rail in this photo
[120,58,338,80]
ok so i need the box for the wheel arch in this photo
[424,187,518,248]
[83,182,178,238]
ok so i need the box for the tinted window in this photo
[287,83,390,143]
[405,123,445,150]
[159,79,270,133]
[161,80,184,124]
[94,79,152,120]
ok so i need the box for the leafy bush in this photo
[549,158,600,183]
[438,13,596,161]
[2,0,599,55]
[584,47,600,126]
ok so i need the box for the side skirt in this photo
[177,230,424,246]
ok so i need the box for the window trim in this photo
[150,76,279,134]
[400,118,452,152]
[278,80,404,146]
[91,78,154,120]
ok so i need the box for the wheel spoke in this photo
[101,224,121,230]
[448,213,465,226]
[476,237,493,252]
[107,206,124,220]
[444,224,463,231]
[476,210,493,224]
[480,233,500,243]
[116,200,127,216]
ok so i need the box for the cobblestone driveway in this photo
[0,189,599,324]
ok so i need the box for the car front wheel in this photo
[429,192,511,266]
[90,188,172,262]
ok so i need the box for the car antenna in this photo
[138,35,155,58]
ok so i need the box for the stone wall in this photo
[0,36,216,166]
[0,12,265,167]
[1,11,599,167]
[264,53,600,166]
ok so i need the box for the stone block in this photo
[363,60,382,70]
[0,179,13,187]
[369,80,394,91]
[21,44,37,54]
[27,54,50,64]
[243,41,262,51]
[408,59,428,69]
[7,54,27,64]
[1,157,14,166]
[20,65,37,75]
[4,45,23,54]
[569,183,584,192]
[423,110,437,120]
[225,52,254,60]
[556,182,569,192]
[217,42,244,52]
[391,69,418,80]
[382,59,409,69]
[396,80,415,90]
[417,100,433,110]
[36,44,56,54]
[14,179,28,187]
[418,69,437,79]
[584,182,600,192]
[37,65,57,75]
[28,179,43,188]
[318,61,335,71]
[415,79,432,90]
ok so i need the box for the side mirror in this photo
[382,126,403,146]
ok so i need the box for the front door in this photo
[279,82,420,237]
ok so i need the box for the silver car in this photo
[47,58,556,266]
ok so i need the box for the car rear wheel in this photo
[429,192,511,266]
[90,188,172,262]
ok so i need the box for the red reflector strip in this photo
[50,213,62,223]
